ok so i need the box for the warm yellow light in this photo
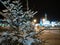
[42,18,46,22]
[33,19,37,23]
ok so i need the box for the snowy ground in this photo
[38,30,60,45]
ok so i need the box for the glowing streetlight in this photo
[33,19,37,23]
[42,18,46,22]
[32,19,37,25]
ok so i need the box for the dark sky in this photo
[0,0,60,22]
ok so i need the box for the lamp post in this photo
[32,19,37,26]
[33,19,37,23]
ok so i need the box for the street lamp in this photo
[33,19,37,23]
[32,19,37,25]
[42,18,46,22]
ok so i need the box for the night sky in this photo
[0,0,60,22]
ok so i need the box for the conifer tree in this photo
[0,0,41,45]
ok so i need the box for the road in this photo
[37,29,60,45]
[0,26,60,45]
